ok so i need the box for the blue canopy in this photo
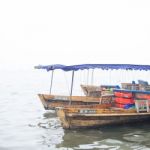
[34,64,66,71]
[35,64,150,72]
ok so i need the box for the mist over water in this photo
[1,67,150,150]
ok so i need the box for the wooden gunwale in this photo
[38,94,107,110]
[67,112,150,117]
[38,94,102,102]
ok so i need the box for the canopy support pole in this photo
[91,69,94,85]
[50,70,54,94]
[69,70,75,105]
[87,69,89,85]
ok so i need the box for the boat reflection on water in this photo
[38,111,150,149]
[56,129,104,148]
[55,125,150,150]
[37,111,59,130]
[43,111,56,118]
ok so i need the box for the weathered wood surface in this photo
[38,94,113,110]
[38,94,102,102]
[80,84,114,97]
[56,106,150,129]
[80,84,101,97]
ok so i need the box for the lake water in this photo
[1,67,150,150]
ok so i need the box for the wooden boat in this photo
[56,88,150,129]
[80,84,101,97]
[36,64,150,129]
[56,104,150,129]
[80,84,118,97]
[38,84,115,110]
[38,93,113,110]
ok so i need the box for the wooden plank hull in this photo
[56,106,150,129]
[38,94,102,110]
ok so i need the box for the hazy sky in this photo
[0,0,150,68]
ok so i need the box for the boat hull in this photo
[38,94,102,110]
[56,107,150,129]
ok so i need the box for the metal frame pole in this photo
[50,70,54,94]
[91,69,94,85]
[87,69,89,85]
[69,70,75,105]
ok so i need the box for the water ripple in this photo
[123,131,150,143]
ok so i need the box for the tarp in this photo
[35,64,150,72]
[34,64,66,71]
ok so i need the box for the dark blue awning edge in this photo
[34,64,66,71]
[34,64,150,72]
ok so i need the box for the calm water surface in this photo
[1,67,150,150]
